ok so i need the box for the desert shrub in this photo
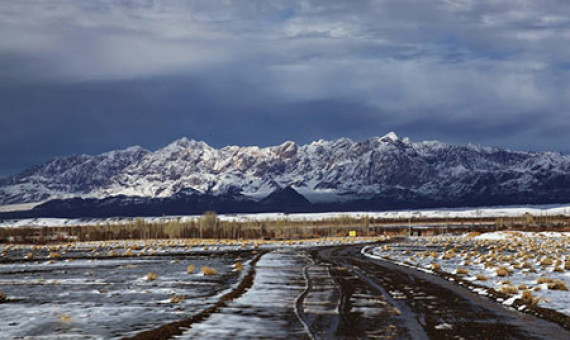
[499,284,518,295]
[533,286,542,292]
[547,280,568,291]
[187,265,195,274]
[0,292,6,302]
[496,267,510,277]
[537,277,553,284]
[520,290,539,305]
[48,252,61,259]
[475,274,488,281]
[201,266,218,276]
[540,258,553,266]
[25,253,34,260]
[455,268,469,275]
[170,294,186,303]
[518,284,528,290]
[146,272,158,281]
[234,261,243,271]
[553,266,564,273]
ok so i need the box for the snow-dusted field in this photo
[0,237,383,339]
[0,254,247,339]
[1,204,569,228]
[366,232,570,316]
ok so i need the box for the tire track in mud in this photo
[295,261,343,340]
[294,264,317,340]
[121,251,265,340]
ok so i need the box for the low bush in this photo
[520,290,539,305]
[499,284,518,295]
[475,274,488,281]
[547,280,568,291]
[201,266,218,276]
[146,272,158,281]
[170,294,186,303]
[455,268,469,275]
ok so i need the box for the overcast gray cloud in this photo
[1,0,569,176]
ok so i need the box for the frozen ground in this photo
[0,253,250,339]
[0,237,383,339]
[367,232,570,317]
[1,204,569,228]
[2,237,569,339]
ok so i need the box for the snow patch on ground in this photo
[2,204,569,228]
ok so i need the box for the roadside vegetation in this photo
[2,211,567,244]
[371,231,570,316]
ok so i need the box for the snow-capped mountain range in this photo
[1,132,569,217]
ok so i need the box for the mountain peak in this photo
[380,131,399,142]
[165,137,210,150]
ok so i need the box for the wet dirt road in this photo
[126,244,570,340]
[314,244,570,340]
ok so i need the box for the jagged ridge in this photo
[1,133,569,215]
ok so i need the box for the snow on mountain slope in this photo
[0,146,149,205]
[1,133,569,206]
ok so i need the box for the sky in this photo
[1,0,570,177]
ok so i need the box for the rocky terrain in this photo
[1,133,569,217]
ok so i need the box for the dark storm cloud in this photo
[0,0,569,176]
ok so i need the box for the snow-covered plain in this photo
[366,232,570,316]
[1,204,569,228]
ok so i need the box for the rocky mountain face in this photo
[1,133,569,217]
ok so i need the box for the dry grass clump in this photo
[537,277,553,285]
[518,284,528,290]
[186,265,195,274]
[496,266,511,277]
[48,252,61,259]
[499,284,518,295]
[430,263,441,271]
[233,261,243,271]
[146,272,158,281]
[60,314,73,322]
[455,268,469,275]
[520,290,539,305]
[547,280,569,291]
[475,274,488,281]
[540,258,553,266]
[170,294,186,303]
[0,292,6,302]
[201,266,218,276]
[25,252,34,260]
